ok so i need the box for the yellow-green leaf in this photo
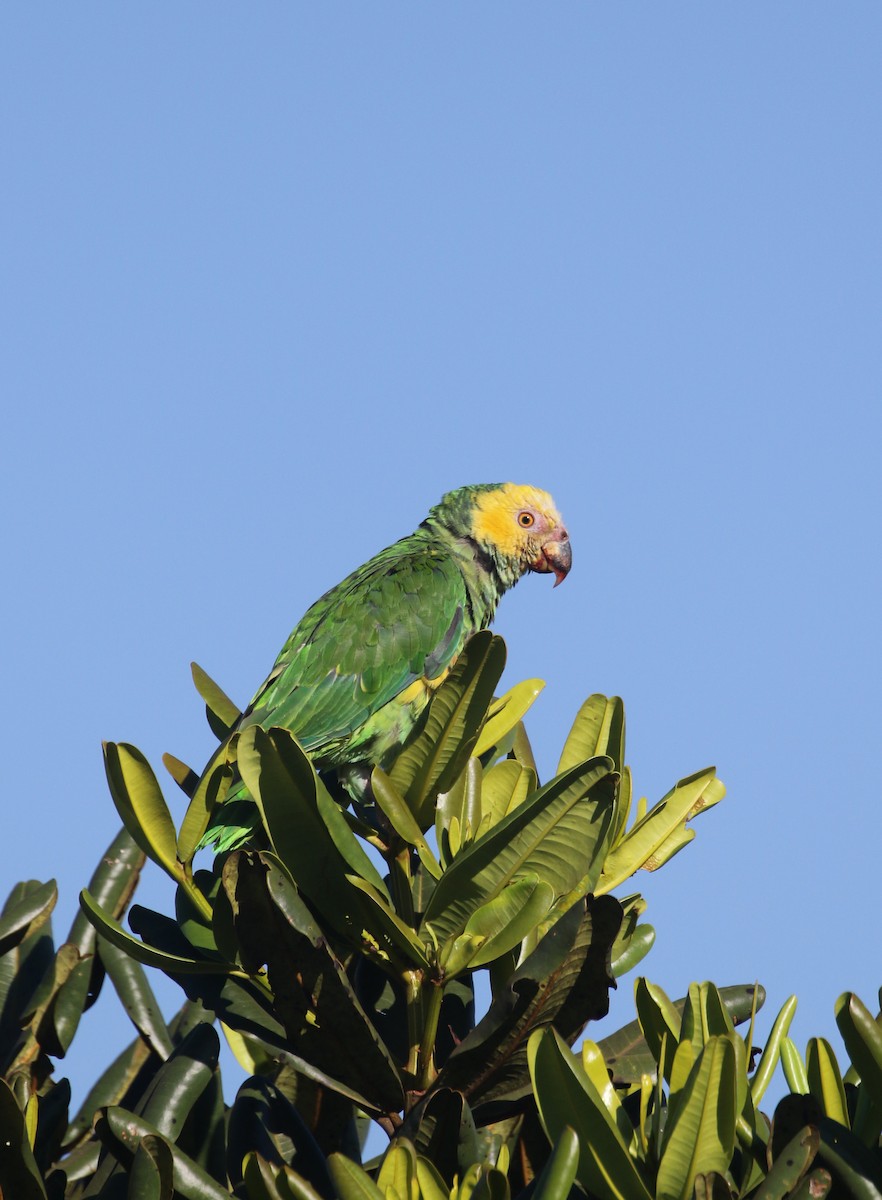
[103,742,180,880]
[474,678,545,758]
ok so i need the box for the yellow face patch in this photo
[471,483,561,557]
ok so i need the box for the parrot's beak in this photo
[531,528,572,586]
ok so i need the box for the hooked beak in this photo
[531,527,572,586]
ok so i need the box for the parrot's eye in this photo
[517,511,535,528]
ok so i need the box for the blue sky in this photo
[4,5,881,1114]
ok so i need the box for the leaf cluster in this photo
[2,633,877,1199]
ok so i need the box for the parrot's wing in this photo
[241,544,468,753]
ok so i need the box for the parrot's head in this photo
[433,483,571,588]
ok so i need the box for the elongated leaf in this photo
[657,1036,738,1200]
[835,991,882,1100]
[238,725,368,941]
[226,1076,336,1198]
[610,924,655,978]
[0,1078,47,1200]
[531,1125,580,1200]
[423,756,616,949]
[79,891,231,974]
[229,853,404,1115]
[416,1155,451,1200]
[597,768,724,894]
[0,879,57,956]
[314,779,391,898]
[163,751,199,798]
[64,1031,153,1149]
[67,827,146,956]
[445,877,555,973]
[345,876,431,969]
[97,934,175,1060]
[750,994,798,1105]
[377,1139,418,1200]
[557,694,625,775]
[104,742,180,880]
[753,1125,819,1200]
[135,1023,218,1140]
[372,769,442,879]
[191,661,242,738]
[389,632,506,826]
[529,1027,653,1200]
[328,1152,385,1200]
[473,679,545,759]
[780,1037,809,1094]
[177,759,234,864]
[806,1037,849,1125]
[601,984,763,1085]
[816,1115,882,1198]
[438,895,621,1107]
[129,1132,175,1200]
[635,978,682,1083]
[95,1107,231,1200]
[478,761,535,831]
[243,1154,330,1200]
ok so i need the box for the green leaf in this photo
[531,1125,580,1200]
[79,890,231,974]
[557,694,625,774]
[129,1132,175,1200]
[473,679,545,759]
[423,755,616,950]
[315,778,392,897]
[226,1075,336,1199]
[635,977,681,1083]
[416,1156,451,1200]
[328,1152,385,1200]
[228,853,404,1115]
[753,1125,819,1200]
[750,994,798,1105]
[806,1037,849,1126]
[66,826,145,954]
[237,725,368,942]
[610,924,655,978]
[346,876,431,969]
[0,1078,47,1200]
[597,768,724,895]
[104,742,181,881]
[438,896,621,1108]
[177,759,234,864]
[0,879,57,956]
[372,768,442,879]
[529,1027,653,1200]
[444,876,555,973]
[600,984,763,1086]
[836,992,882,1145]
[377,1139,418,1200]
[780,1037,809,1095]
[95,1106,232,1200]
[835,991,882,1101]
[191,661,242,738]
[816,1115,882,1198]
[97,933,175,1059]
[477,761,535,831]
[657,1035,738,1200]
[389,632,507,827]
[135,1023,219,1140]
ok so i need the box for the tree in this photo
[2,633,880,1198]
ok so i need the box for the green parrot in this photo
[200,482,571,851]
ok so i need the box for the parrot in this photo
[200,482,571,851]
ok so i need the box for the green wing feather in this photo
[238,538,471,765]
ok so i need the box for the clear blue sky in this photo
[3,5,880,1114]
